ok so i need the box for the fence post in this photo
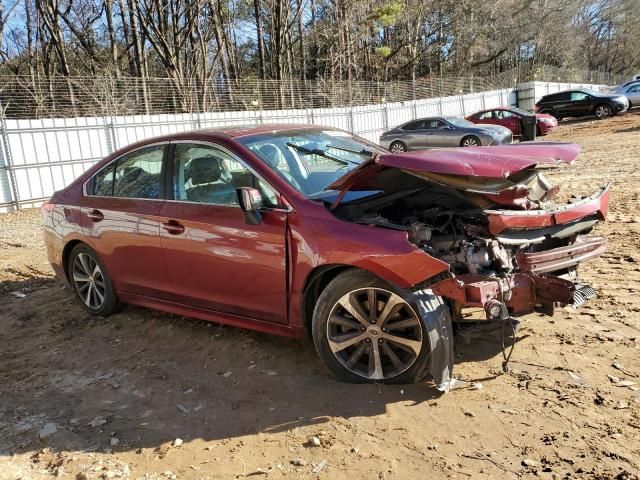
[383,104,389,130]
[103,116,117,154]
[0,107,20,211]
[348,107,355,133]
[481,92,486,110]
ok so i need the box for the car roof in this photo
[103,124,337,158]
[197,123,327,138]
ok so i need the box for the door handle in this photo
[162,220,185,235]
[87,209,104,222]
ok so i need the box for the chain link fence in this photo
[0,66,625,120]
[0,76,509,119]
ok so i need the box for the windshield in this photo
[237,128,385,197]
[445,117,475,128]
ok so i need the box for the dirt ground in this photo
[1,112,639,480]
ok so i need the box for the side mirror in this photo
[237,187,263,225]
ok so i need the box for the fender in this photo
[287,208,450,329]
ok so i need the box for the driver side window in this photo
[172,143,278,208]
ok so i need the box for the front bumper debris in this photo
[485,184,610,235]
[515,234,607,273]
[430,233,607,318]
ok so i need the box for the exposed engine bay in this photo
[333,168,593,277]
[330,162,609,321]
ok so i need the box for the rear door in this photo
[545,92,571,115]
[158,142,289,324]
[473,110,498,127]
[399,120,428,150]
[81,144,170,298]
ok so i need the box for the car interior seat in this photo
[185,156,237,204]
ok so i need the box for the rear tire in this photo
[460,135,481,147]
[389,141,407,153]
[595,103,612,119]
[68,243,120,316]
[311,269,440,384]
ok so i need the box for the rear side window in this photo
[88,164,115,196]
[87,145,165,198]
[542,92,570,102]
[402,120,425,131]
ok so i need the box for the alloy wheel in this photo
[462,137,480,147]
[595,105,610,118]
[326,287,423,380]
[390,142,406,153]
[72,252,106,310]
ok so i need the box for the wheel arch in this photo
[301,264,355,338]
[61,239,88,283]
[460,134,480,147]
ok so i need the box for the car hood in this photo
[327,142,580,193]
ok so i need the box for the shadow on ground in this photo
[0,277,511,458]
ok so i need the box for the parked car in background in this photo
[609,81,640,108]
[465,106,558,136]
[42,125,609,386]
[379,116,512,152]
[535,89,629,120]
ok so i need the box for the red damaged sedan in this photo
[42,125,608,387]
[466,106,558,136]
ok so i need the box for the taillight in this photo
[41,201,55,215]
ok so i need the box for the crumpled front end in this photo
[328,142,609,321]
[422,182,610,320]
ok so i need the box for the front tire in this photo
[595,103,612,119]
[312,270,437,384]
[389,141,407,153]
[68,244,120,316]
[460,135,481,147]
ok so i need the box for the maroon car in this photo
[42,125,609,386]
[466,106,558,136]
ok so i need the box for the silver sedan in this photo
[610,81,640,108]
[379,116,513,152]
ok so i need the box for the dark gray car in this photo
[379,117,513,152]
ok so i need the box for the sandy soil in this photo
[1,112,639,480]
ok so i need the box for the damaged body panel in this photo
[324,142,609,321]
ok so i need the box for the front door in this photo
[158,142,288,324]
[568,91,592,116]
[425,119,458,147]
[80,144,169,298]
[494,110,521,135]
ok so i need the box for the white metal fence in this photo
[0,80,609,212]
